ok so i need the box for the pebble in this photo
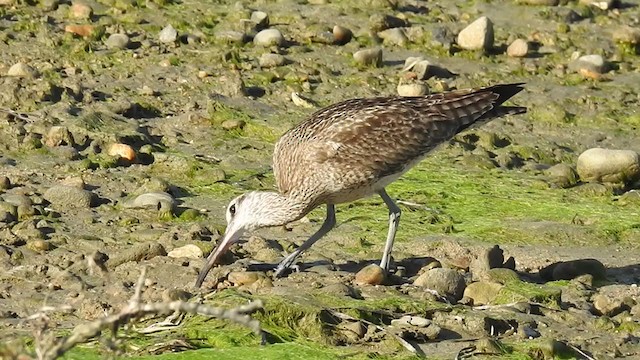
[107,143,136,162]
[576,148,640,185]
[250,11,269,30]
[378,28,408,46]
[44,126,74,147]
[333,25,352,45]
[353,48,382,67]
[0,176,10,190]
[457,16,494,51]
[253,29,285,47]
[7,62,38,78]
[123,192,175,212]
[69,2,92,20]
[572,54,606,75]
[44,185,95,209]
[463,281,503,305]
[414,268,466,301]
[105,33,130,49]
[259,53,286,68]
[167,244,203,259]
[397,83,428,96]
[354,264,385,285]
[159,24,178,43]
[545,163,578,188]
[64,24,95,38]
[507,39,529,57]
[539,259,607,281]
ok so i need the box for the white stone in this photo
[253,29,285,46]
[397,83,428,96]
[577,148,640,185]
[159,24,178,43]
[507,39,529,57]
[457,16,494,50]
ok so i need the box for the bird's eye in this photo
[229,204,236,215]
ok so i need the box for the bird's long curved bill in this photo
[195,226,243,288]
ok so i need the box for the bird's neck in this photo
[261,191,315,227]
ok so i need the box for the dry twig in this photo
[27,268,265,360]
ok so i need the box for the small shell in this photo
[107,143,136,162]
[291,92,316,108]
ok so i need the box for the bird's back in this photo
[273,83,526,204]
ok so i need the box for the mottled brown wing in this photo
[274,84,526,194]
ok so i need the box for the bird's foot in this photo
[273,251,302,279]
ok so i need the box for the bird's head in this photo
[195,191,290,287]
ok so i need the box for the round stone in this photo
[354,264,385,285]
[507,39,529,57]
[577,148,640,185]
[253,29,285,47]
[105,33,130,49]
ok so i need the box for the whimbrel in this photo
[196,83,527,287]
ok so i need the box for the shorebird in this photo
[196,83,526,287]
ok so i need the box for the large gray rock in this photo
[576,148,640,185]
[414,268,466,301]
[457,16,494,50]
[44,185,95,209]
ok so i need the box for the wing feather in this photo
[273,84,526,195]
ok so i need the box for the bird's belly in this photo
[325,170,407,204]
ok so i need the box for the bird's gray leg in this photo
[274,204,336,278]
[378,189,401,272]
